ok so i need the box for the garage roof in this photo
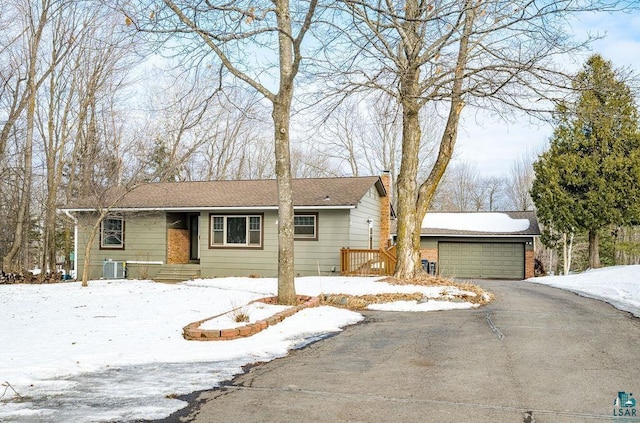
[420,211,540,236]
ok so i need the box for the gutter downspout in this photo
[61,209,78,280]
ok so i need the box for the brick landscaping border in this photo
[182,295,320,341]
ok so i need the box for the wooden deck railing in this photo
[340,247,397,276]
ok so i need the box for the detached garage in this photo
[418,211,540,280]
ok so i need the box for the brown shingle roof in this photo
[62,176,385,210]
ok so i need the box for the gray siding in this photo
[198,209,352,277]
[294,209,351,276]
[420,239,438,250]
[72,183,384,280]
[198,211,278,278]
[75,212,167,280]
[198,186,383,278]
[349,185,382,249]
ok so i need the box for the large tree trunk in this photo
[393,1,475,279]
[393,71,423,279]
[273,0,297,305]
[588,229,601,269]
[160,0,316,303]
[391,0,427,280]
[273,98,296,305]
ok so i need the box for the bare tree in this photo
[504,152,535,211]
[123,1,319,304]
[137,66,225,182]
[32,3,136,279]
[442,162,477,211]
[69,97,142,287]
[192,87,270,181]
[324,0,630,278]
[3,0,61,272]
[290,144,341,178]
[129,66,269,182]
[482,177,505,212]
[37,4,81,277]
[316,97,368,176]
[240,134,276,179]
[316,92,439,207]
[431,163,506,212]
[74,179,145,286]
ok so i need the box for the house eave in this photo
[420,233,539,238]
[390,232,540,238]
[59,205,357,213]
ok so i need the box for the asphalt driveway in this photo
[158,280,640,423]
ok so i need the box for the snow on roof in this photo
[422,212,531,233]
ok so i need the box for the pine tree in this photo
[531,55,640,269]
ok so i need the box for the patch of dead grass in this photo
[380,275,494,305]
[319,276,494,310]
[320,293,425,310]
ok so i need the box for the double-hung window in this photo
[210,214,262,248]
[101,216,124,249]
[294,213,318,240]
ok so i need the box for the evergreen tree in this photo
[531,54,640,269]
[145,137,181,182]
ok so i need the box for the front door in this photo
[189,214,199,261]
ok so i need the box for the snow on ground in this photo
[423,212,530,232]
[0,276,478,423]
[528,265,640,318]
[2,268,636,422]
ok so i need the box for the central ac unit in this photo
[103,260,125,279]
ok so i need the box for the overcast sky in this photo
[454,7,640,178]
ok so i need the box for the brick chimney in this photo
[379,171,392,249]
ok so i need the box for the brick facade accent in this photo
[167,228,190,264]
[525,249,535,279]
[420,248,438,262]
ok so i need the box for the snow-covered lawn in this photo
[1,267,637,422]
[0,276,480,422]
[528,265,640,318]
